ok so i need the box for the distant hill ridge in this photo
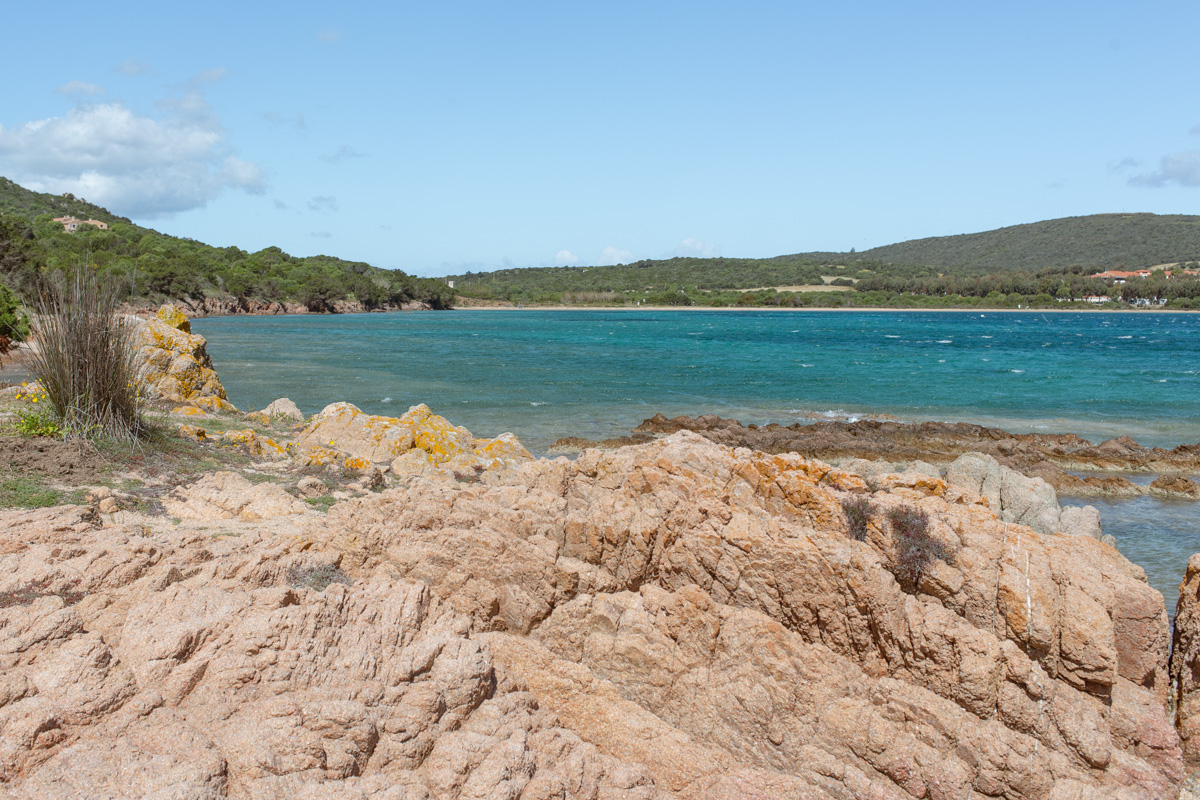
[815,213,1200,272]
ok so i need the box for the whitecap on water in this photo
[1118,335,1133,339]
[530,401,548,406]
[937,339,952,344]
[1010,369,1025,373]
[381,397,392,403]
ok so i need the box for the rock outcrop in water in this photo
[136,304,236,412]
[1,431,1185,798]
[557,413,1200,500]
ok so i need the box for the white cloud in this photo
[1129,151,1200,188]
[0,81,264,218]
[116,59,152,76]
[554,249,578,266]
[308,195,338,212]
[673,237,719,258]
[56,81,105,97]
[596,246,636,266]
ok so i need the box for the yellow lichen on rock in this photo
[177,424,208,442]
[298,401,532,479]
[136,305,235,411]
[155,304,192,333]
[173,405,208,417]
[191,396,238,413]
[217,429,286,459]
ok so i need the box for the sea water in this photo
[194,309,1200,607]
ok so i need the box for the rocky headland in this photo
[553,413,1200,501]
[3,306,1200,799]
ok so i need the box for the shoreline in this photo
[452,303,1200,314]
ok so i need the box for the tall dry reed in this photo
[26,269,146,442]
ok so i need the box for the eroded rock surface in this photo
[0,433,1186,798]
[136,305,235,411]
[571,412,1200,500]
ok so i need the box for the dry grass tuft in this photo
[26,269,146,442]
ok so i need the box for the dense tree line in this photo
[0,179,454,312]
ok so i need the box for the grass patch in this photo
[0,476,86,508]
[304,495,339,511]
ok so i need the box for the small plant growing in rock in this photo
[0,576,84,608]
[287,563,352,592]
[887,505,953,593]
[841,496,876,542]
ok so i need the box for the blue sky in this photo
[1,1,1198,276]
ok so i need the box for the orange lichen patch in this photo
[474,432,533,464]
[192,396,238,414]
[178,424,208,442]
[138,305,230,406]
[342,457,372,471]
[300,402,532,475]
[243,411,271,426]
[156,304,192,333]
[298,445,345,467]
[172,405,208,417]
[875,472,949,498]
[217,429,286,459]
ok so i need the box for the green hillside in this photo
[446,212,1200,307]
[835,213,1200,272]
[0,177,454,311]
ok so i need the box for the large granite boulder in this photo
[136,305,235,411]
[297,401,533,478]
[946,451,1063,534]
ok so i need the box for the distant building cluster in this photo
[1090,268,1199,283]
[53,216,108,233]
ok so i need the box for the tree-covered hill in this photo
[446,212,1200,305]
[829,213,1200,273]
[0,177,454,312]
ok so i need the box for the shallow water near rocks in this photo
[194,309,1200,608]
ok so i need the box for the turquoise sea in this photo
[194,309,1200,607]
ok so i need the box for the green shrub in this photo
[887,505,953,593]
[25,269,146,442]
[0,284,28,341]
[841,496,876,542]
[13,408,61,438]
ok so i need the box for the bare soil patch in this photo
[0,435,112,482]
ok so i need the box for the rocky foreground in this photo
[554,413,1200,501]
[4,307,1200,798]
